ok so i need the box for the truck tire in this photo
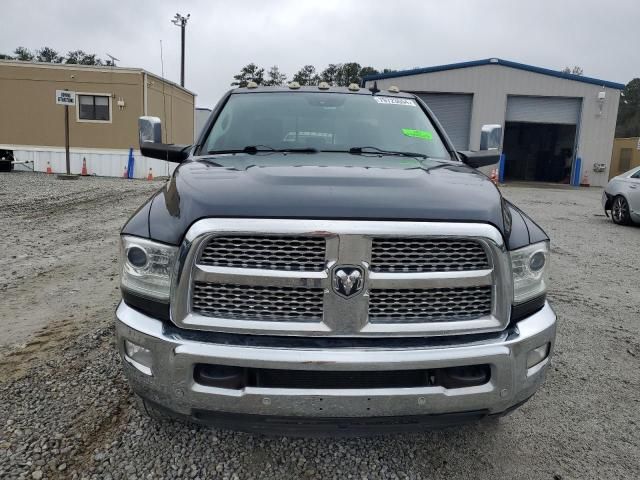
[611,195,631,225]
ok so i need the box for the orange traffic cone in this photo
[81,157,88,176]
[580,170,590,187]
[490,168,498,185]
[46,161,52,174]
[147,168,153,181]
[122,165,128,178]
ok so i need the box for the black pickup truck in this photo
[116,83,555,435]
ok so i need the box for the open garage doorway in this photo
[502,95,581,184]
[503,122,577,183]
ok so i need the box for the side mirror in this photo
[139,116,162,145]
[138,115,191,163]
[458,124,503,168]
[457,150,500,168]
[480,124,502,150]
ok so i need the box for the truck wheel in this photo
[611,195,631,225]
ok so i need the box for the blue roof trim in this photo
[363,58,625,90]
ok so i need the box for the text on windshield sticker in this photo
[402,128,433,140]
[374,97,416,106]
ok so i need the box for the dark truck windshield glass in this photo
[202,92,451,160]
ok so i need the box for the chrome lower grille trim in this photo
[171,219,512,337]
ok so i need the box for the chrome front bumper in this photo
[116,301,556,427]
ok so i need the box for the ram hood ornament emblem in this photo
[333,266,364,298]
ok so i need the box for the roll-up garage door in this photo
[415,93,473,149]
[506,96,582,124]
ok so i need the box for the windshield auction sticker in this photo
[402,128,433,140]
[374,97,416,106]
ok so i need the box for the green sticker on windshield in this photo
[402,128,433,140]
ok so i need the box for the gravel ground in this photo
[1,172,639,479]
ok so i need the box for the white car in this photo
[603,166,640,225]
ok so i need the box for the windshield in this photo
[202,92,451,160]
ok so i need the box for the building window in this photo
[78,94,111,122]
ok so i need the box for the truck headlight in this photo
[120,236,178,301]
[510,241,549,304]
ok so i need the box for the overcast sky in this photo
[2,0,638,107]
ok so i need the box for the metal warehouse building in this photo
[0,60,195,178]
[364,58,624,187]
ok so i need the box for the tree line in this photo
[0,46,114,66]
[616,78,640,137]
[231,62,395,88]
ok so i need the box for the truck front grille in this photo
[173,219,509,337]
[371,238,489,272]
[199,236,326,271]
[192,282,324,321]
[368,286,493,322]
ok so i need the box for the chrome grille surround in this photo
[171,219,512,337]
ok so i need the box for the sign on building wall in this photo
[55,90,76,106]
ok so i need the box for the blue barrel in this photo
[571,157,582,186]
[127,148,135,179]
[498,153,506,183]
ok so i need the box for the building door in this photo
[503,95,582,183]
[415,93,473,150]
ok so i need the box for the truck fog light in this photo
[526,343,550,369]
[124,340,153,375]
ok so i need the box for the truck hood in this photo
[145,154,507,245]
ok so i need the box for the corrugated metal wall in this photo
[415,93,473,149]
[506,96,582,124]
[11,148,177,179]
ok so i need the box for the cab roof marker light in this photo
[388,85,400,93]
[318,82,330,90]
[288,81,301,90]
[348,83,360,91]
[246,81,258,89]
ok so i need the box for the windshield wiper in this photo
[207,145,318,155]
[348,146,428,159]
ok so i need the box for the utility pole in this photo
[54,88,77,179]
[64,99,70,175]
[171,13,190,87]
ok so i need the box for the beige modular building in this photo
[609,137,640,178]
[364,58,624,187]
[0,60,195,178]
